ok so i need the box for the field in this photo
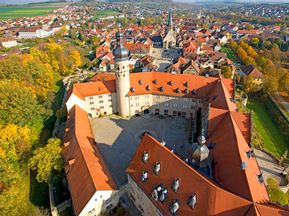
[94,9,120,18]
[247,98,288,157]
[0,2,70,20]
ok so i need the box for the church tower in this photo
[113,32,130,117]
[163,12,176,49]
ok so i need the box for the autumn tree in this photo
[221,66,233,78]
[242,75,254,93]
[29,138,63,183]
[229,40,238,51]
[279,72,289,93]
[263,75,279,93]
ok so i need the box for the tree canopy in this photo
[28,138,63,183]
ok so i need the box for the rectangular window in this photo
[173,104,177,108]
[191,106,196,109]
[109,105,112,108]
[164,109,168,115]
[173,111,177,116]
[104,198,112,206]
[98,95,103,98]
[89,96,93,100]
[155,108,160,115]
[183,105,187,109]
[108,99,112,102]
[90,102,94,105]
[90,107,95,110]
[100,106,104,109]
[183,98,188,102]
[164,103,169,107]
[108,94,112,98]
[99,100,104,103]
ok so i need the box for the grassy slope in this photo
[247,98,288,157]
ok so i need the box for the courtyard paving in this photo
[90,114,191,187]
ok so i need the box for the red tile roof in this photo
[127,134,253,216]
[63,105,117,215]
[208,110,269,202]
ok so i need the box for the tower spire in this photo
[168,11,173,31]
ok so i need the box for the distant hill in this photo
[108,0,173,3]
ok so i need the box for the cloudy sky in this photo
[0,0,288,4]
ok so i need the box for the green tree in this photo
[251,37,260,47]
[28,138,63,183]
[0,80,47,131]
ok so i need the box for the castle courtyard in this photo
[90,114,191,187]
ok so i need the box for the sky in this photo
[0,0,288,4]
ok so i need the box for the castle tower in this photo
[113,32,130,117]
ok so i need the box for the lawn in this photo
[221,45,239,62]
[0,2,69,19]
[247,98,288,157]
[94,9,120,18]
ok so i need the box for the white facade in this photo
[66,93,87,112]
[80,190,120,216]
[18,29,54,39]
[115,58,130,117]
[1,40,17,48]
[85,93,117,118]
[127,174,161,216]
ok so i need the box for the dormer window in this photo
[185,88,189,94]
[142,151,149,163]
[160,86,164,92]
[257,173,264,184]
[184,81,189,87]
[159,189,168,202]
[152,189,158,201]
[212,95,217,100]
[241,161,248,170]
[168,80,173,86]
[192,89,197,95]
[146,85,151,91]
[153,162,160,175]
[169,200,180,214]
[140,171,148,182]
[130,87,135,93]
[153,79,158,84]
[172,179,180,192]
[188,194,197,208]
[246,149,255,158]
[139,79,143,85]
[176,88,181,94]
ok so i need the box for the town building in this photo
[64,33,289,216]
[163,12,176,49]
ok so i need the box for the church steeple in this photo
[167,11,173,31]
